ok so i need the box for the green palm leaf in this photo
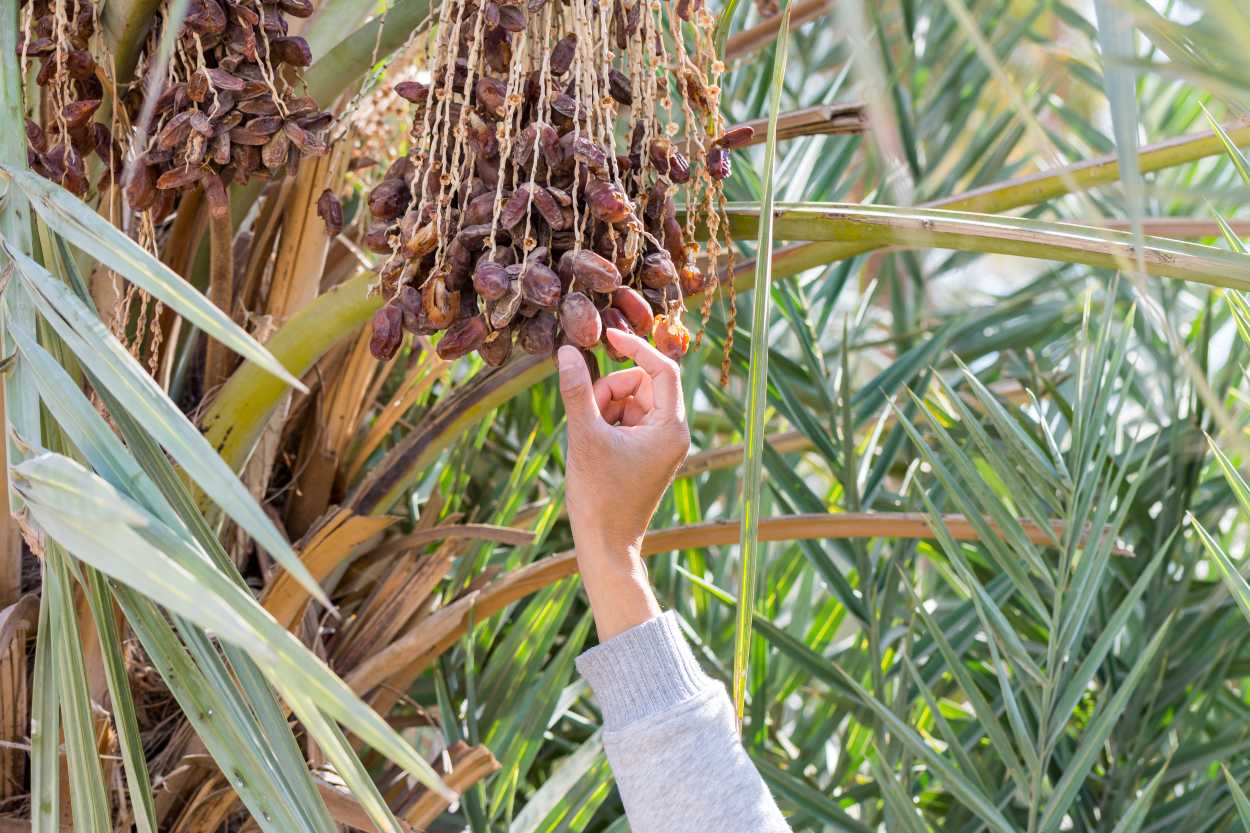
[733,0,793,727]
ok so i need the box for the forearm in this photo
[575,612,792,833]
[573,533,660,641]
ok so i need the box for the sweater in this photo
[575,611,793,833]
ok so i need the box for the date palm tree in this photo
[2,0,1250,830]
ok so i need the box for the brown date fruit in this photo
[496,3,527,31]
[476,77,508,118]
[639,252,678,289]
[652,313,690,360]
[648,139,690,182]
[370,305,404,359]
[518,311,558,355]
[474,259,510,301]
[462,191,496,226]
[269,36,312,66]
[715,125,755,148]
[483,25,512,72]
[707,146,731,180]
[668,151,691,184]
[601,308,633,360]
[62,99,100,130]
[423,277,459,329]
[364,223,395,253]
[368,178,409,221]
[572,137,609,177]
[661,212,686,265]
[521,260,562,308]
[608,69,633,105]
[156,111,194,150]
[560,291,602,348]
[394,80,428,102]
[500,184,538,228]
[478,329,514,366]
[125,163,158,210]
[584,178,633,225]
[643,180,669,222]
[561,249,622,293]
[679,261,706,296]
[611,286,654,335]
[395,285,424,333]
[65,49,95,80]
[550,94,579,123]
[206,67,248,92]
[279,0,315,15]
[446,240,474,289]
[551,34,577,75]
[487,279,523,329]
[211,132,231,165]
[539,125,564,167]
[437,315,489,359]
[155,165,204,191]
[402,218,438,259]
[186,0,227,32]
[457,224,493,251]
[478,158,501,192]
[530,186,566,229]
[648,138,672,173]
[316,189,343,236]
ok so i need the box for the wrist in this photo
[574,543,659,641]
[567,511,644,565]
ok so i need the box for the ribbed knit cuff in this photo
[575,611,714,732]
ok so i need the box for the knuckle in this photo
[662,422,691,462]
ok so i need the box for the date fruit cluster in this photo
[16,0,117,196]
[365,0,736,372]
[122,0,333,221]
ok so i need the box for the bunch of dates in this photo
[365,0,745,371]
[122,0,333,220]
[16,0,119,196]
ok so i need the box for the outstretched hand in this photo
[557,329,690,639]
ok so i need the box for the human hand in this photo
[557,328,691,638]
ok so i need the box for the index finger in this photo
[604,328,682,418]
[593,366,652,413]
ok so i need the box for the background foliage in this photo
[4,0,1250,831]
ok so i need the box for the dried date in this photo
[521,260,562,308]
[561,249,622,293]
[639,252,678,289]
[707,147,731,180]
[611,286,654,335]
[473,259,511,301]
[559,291,602,348]
[478,329,514,366]
[370,305,404,359]
[437,315,489,359]
[651,313,690,360]
[550,34,577,75]
[518,311,558,355]
[584,179,633,225]
[316,188,343,235]
[600,307,633,360]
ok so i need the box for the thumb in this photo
[557,346,600,430]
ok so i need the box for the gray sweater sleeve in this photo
[575,612,791,833]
